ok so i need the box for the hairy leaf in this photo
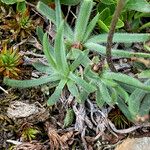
[74,0,93,42]
[47,79,67,105]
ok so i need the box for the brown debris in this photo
[13,142,46,150]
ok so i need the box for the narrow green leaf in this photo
[110,88,118,104]
[64,22,74,40]
[67,80,81,103]
[43,33,56,68]
[125,0,150,13]
[37,1,73,40]
[82,13,100,43]
[55,0,63,29]
[84,67,100,80]
[101,78,118,87]
[47,79,67,105]
[96,86,105,108]
[70,53,85,71]
[98,81,114,106]
[32,62,53,74]
[119,82,136,94]
[128,88,146,118]
[69,72,96,93]
[1,0,20,4]
[67,48,91,67]
[103,72,150,91]
[3,74,61,88]
[139,94,150,116]
[138,70,150,78]
[85,42,150,58]
[117,97,133,121]
[98,20,109,32]
[67,80,79,96]
[128,79,150,118]
[37,1,56,24]
[36,26,44,43]
[87,33,150,43]
[115,86,129,103]
[74,0,93,42]
[54,22,69,75]
[63,108,74,128]
[61,0,81,5]
[78,90,89,103]
[17,1,26,13]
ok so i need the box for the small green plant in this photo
[96,1,124,32]
[4,20,96,105]
[95,0,150,32]
[0,9,38,40]
[1,0,26,13]
[0,42,22,78]
[3,0,150,122]
[37,0,150,59]
[63,108,75,128]
[20,123,40,141]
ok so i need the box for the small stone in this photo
[7,101,49,124]
[115,137,150,150]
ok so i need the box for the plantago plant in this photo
[4,0,150,122]
[4,22,96,105]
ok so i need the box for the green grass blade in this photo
[37,1,56,24]
[68,72,96,93]
[128,88,146,119]
[67,80,81,103]
[117,97,133,121]
[82,13,100,43]
[67,48,91,67]
[74,0,93,42]
[87,33,150,43]
[115,86,129,102]
[55,0,63,29]
[3,74,61,88]
[70,53,85,71]
[37,1,73,40]
[36,26,44,43]
[64,22,74,40]
[103,72,150,91]
[139,94,150,116]
[128,79,150,118]
[43,33,56,69]
[98,81,114,106]
[32,62,54,74]
[101,78,118,87]
[138,70,150,78]
[119,82,136,93]
[54,22,69,74]
[96,86,105,108]
[47,79,67,105]
[85,42,150,58]
[110,88,118,104]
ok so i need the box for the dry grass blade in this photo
[13,142,45,150]
[45,122,66,150]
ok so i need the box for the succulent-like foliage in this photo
[0,42,22,78]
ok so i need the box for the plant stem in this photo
[106,0,126,72]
